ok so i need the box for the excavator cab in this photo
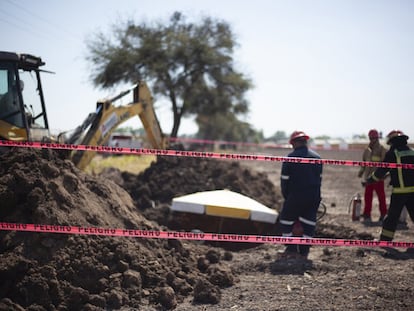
[0,51,50,141]
[0,50,167,170]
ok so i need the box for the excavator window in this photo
[1,52,53,142]
[0,64,24,128]
[19,69,46,129]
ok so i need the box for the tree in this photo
[315,135,330,140]
[86,12,253,138]
[267,130,287,142]
[196,113,262,143]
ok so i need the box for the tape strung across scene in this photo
[2,141,413,248]
[1,222,413,249]
[2,140,414,169]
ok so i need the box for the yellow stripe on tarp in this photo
[205,205,251,219]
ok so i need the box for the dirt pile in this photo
[102,156,283,239]
[0,148,255,310]
[121,156,280,209]
[101,156,369,241]
[2,148,414,311]
[0,149,283,310]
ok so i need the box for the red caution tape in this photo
[169,137,364,151]
[1,140,414,169]
[1,222,413,249]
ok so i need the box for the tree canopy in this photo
[267,130,288,142]
[86,12,253,138]
[196,112,262,143]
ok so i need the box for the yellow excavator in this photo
[0,51,168,170]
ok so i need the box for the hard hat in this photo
[386,130,409,145]
[368,129,379,139]
[289,131,309,144]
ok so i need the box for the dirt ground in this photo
[0,146,413,311]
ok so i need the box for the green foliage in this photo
[315,135,330,140]
[196,113,262,143]
[268,131,287,142]
[86,11,253,138]
[353,134,367,139]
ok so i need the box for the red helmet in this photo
[289,131,309,144]
[368,129,379,139]
[386,130,409,145]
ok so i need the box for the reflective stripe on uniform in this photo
[397,150,414,157]
[395,150,404,188]
[281,174,289,180]
[393,149,414,193]
[279,219,295,225]
[299,216,316,226]
[392,186,414,194]
[381,228,395,239]
[371,155,381,161]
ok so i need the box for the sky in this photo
[2,0,414,140]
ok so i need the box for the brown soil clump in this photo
[0,149,249,310]
[1,147,414,311]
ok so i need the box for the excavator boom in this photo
[69,81,167,170]
[0,51,167,169]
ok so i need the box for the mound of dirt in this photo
[123,156,280,208]
[99,156,369,242]
[1,148,414,311]
[0,149,245,310]
[100,156,283,242]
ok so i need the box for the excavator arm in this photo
[0,51,166,170]
[67,81,167,170]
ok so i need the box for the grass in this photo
[85,154,157,175]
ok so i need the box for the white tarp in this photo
[171,189,278,224]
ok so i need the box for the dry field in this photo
[0,147,413,311]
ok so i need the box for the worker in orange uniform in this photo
[358,129,388,223]
[278,131,323,259]
[367,130,414,243]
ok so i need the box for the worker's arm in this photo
[280,162,290,199]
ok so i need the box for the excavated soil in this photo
[0,147,413,311]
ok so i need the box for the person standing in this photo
[278,131,323,259]
[358,129,388,223]
[367,130,414,242]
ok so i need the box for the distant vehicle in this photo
[108,133,143,149]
